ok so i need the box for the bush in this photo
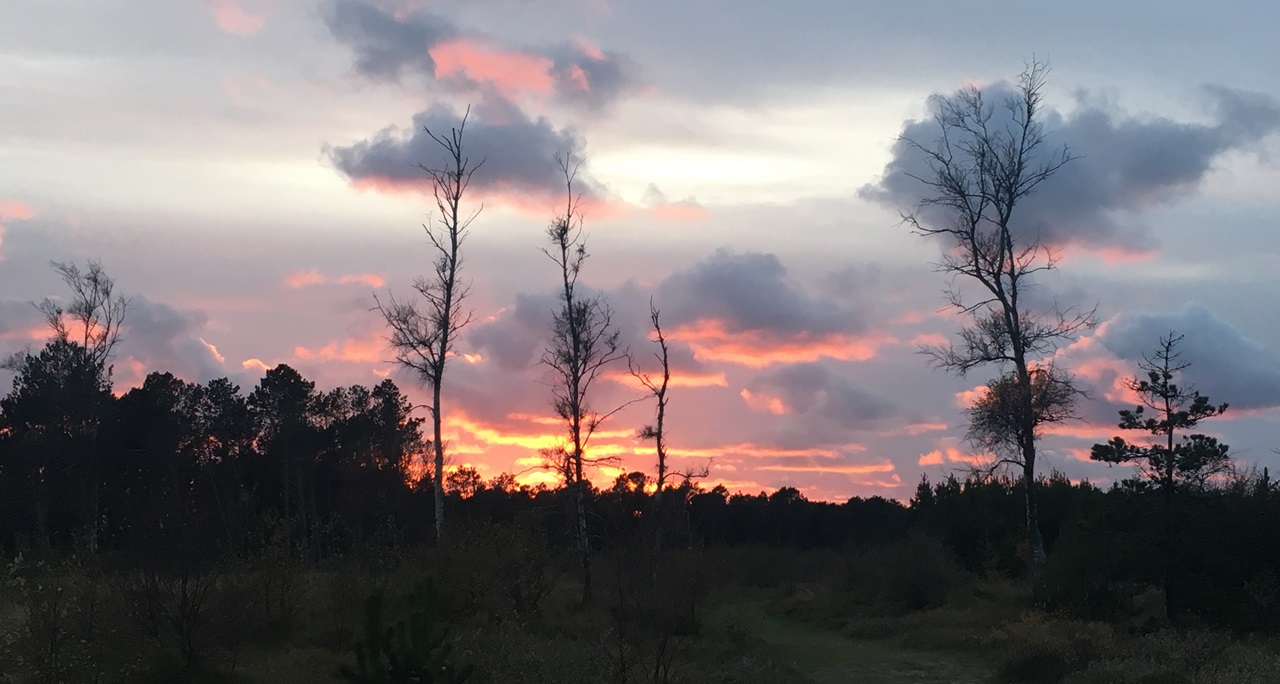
[340,578,472,684]
[841,535,963,613]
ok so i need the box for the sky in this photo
[2,0,1279,501]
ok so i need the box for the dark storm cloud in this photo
[863,83,1280,251]
[323,0,638,110]
[325,99,598,202]
[1099,304,1280,411]
[656,249,868,336]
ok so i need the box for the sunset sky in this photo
[2,0,1279,500]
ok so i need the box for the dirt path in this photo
[722,602,989,684]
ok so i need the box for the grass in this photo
[5,543,1280,683]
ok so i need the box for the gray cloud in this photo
[119,297,229,386]
[543,41,637,112]
[657,249,868,336]
[863,83,1280,252]
[1099,304,1280,411]
[468,291,558,372]
[747,362,897,426]
[325,98,596,202]
[323,0,457,81]
[323,0,638,111]
[743,361,901,451]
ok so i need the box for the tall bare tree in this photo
[541,154,627,603]
[374,109,481,544]
[630,299,671,501]
[900,61,1093,599]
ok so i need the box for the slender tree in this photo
[541,154,627,603]
[630,299,671,502]
[1091,331,1229,619]
[898,61,1092,599]
[375,108,481,544]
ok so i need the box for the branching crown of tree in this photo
[1091,331,1230,489]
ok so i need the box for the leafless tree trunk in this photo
[375,108,481,545]
[899,61,1092,602]
[630,299,671,502]
[541,154,627,604]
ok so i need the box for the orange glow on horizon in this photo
[667,319,893,368]
[295,335,386,364]
[757,460,895,475]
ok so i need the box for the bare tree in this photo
[540,154,627,603]
[900,61,1093,599]
[35,259,130,369]
[630,299,671,501]
[374,108,481,544]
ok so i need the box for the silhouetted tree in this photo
[1,260,129,550]
[32,259,130,369]
[0,339,112,548]
[1091,331,1229,619]
[540,154,627,603]
[630,299,671,499]
[445,466,483,499]
[250,365,321,553]
[897,60,1091,599]
[375,108,481,544]
[967,364,1082,465]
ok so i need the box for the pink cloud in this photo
[284,269,385,289]
[430,38,555,101]
[284,270,326,288]
[0,199,35,259]
[347,176,628,221]
[207,0,265,37]
[918,450,946,466]
[242,358,271,373]
[199,338,226,364]
[1061,243,1159,266]
[668,320,895,368]
[0,199,35,221]
[294,334,386,364]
